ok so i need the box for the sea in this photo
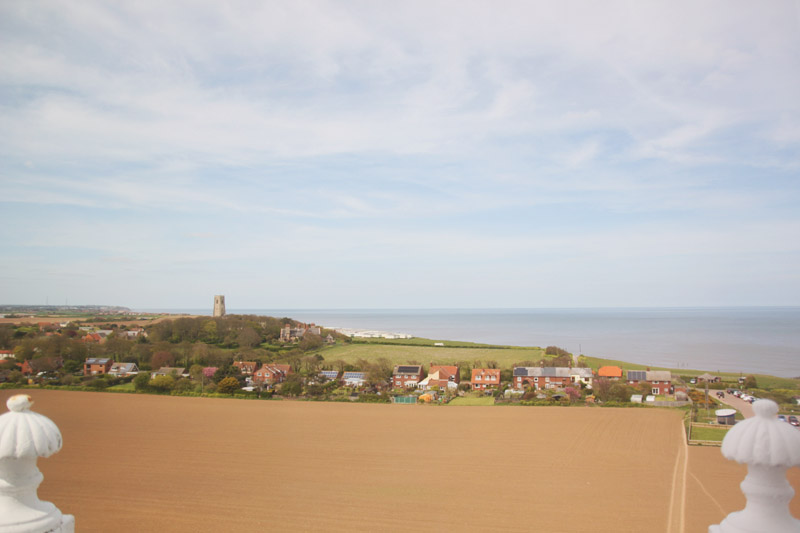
[139,307,800,378]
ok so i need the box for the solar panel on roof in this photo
[397,365,420,373]
[513,368,528,376]
[628,370,647,381]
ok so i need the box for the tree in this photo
[564,387,581,403]
[237,327,262,348]
[151,350,175,370]
[593,378,612,402]
[608,383,634,402]
[743,375,758,389]
[280,380,303,396]
[217,377,240,394]
[298,332,324,352]
[133,372,151,392]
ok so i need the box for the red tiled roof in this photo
[598,366,623,378]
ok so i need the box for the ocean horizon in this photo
[135,306,800,378]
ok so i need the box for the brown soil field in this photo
[1,390,797,532]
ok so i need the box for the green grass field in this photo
[318,343,545,368]
[582,356,799,390]
[690,425,730,442]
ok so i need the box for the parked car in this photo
[788,416,799,427]
[716,391,725,399]
[778,415,787,422]
[690,378,697,384]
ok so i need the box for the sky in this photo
[1,1,799,310]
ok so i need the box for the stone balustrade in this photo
[709,399,800,533]
[0,394,75,533]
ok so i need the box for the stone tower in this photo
[213,295,226,317]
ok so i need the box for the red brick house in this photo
[253,364,292,385]
[392,365,424,389]
[471,368,501,390]
[233,361,258,375]
[626,370,673,395]
[84,357,113,375]
[512,367,572,390]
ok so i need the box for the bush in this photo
[85,378,109,389]
[133,372,150,392]
[217,377,240,394]
[149,374,176,393]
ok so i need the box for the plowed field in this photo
[2,390,797,532]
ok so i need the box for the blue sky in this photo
[1,1,799,309]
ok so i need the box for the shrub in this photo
[217,377,241,395]
[133,372,150,391]
[149,374,176,393]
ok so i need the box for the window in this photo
[534,377,538,382]
[476,375,482,381]
[517,377,522,382]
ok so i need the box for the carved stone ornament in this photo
[709,399,800,532]
[0,394,75,532]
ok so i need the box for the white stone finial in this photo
[0,394,75,532]
[709,399,800,533]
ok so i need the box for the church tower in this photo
[213,295,226,317]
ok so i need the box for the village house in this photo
[626,370,674,395]
[108,362,139,377]
[81,333,103,344]
[342,371,367,387]
[0,350,14,361]
[318,370,339,382]
[151,367,186,379]
[253,364,292,386]
[83,358,113,376]
[597,366,623,379]
[418,365,459,391]
[233,361,258,375]
[471,368,501,390]
[513,367,573,390]
[392,365,424,389]
[697,373,721,383]
[569,367,594,388]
